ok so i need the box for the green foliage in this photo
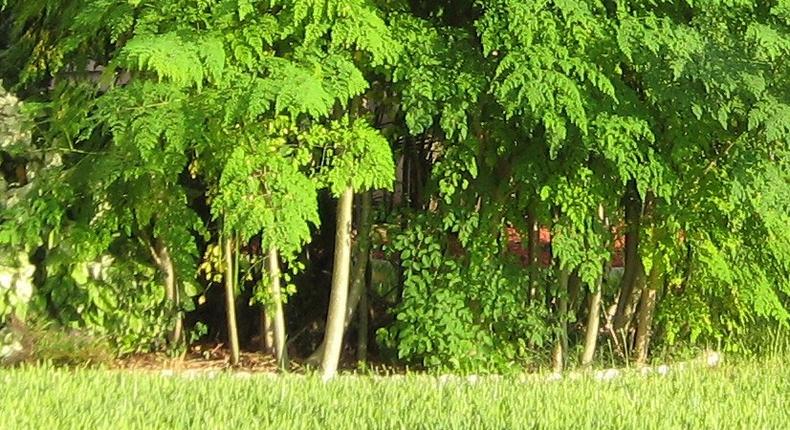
[210,118,319,256]
[307,120,395,196]
[380,215,551,373]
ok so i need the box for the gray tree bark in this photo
[152,240,182,347]
[223,234,240,366]
[307,191,372,366]
[320,185,355,380]
[635,233,663,365]
[267,246,288,370]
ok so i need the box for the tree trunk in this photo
[613,180,643,334]
[634,255,662,366]
[581,204,608,366]
[623,264,645,335]
[223,234,240,366]
[307,191,373,365]
[581,272,603,366]
[260,309,274,354]
[153,239,182,347]
[320,185,355,380]
[267,245,288,370]
[552,268,570,372]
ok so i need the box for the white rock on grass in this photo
[657,364,670,375]
[704,351,723,367]
[436,374,454,386]
[594,368,620,381]
[546,372,562,382]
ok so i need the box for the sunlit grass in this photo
[1,360,788,429]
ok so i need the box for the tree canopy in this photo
[1,0,788,373]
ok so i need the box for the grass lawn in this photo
[1,360,788,429]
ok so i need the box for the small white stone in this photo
[546,372,562,382]
[466,374,479,384]
[705,351,722,367]
[594,368,620,381]
[657,365,670,375]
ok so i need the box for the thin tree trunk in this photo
[307,191,373,365]
[267,245,288,370]
[581,275,603,366]
[552,268,570,372]
[223,234,240,366]
[581,204,608,366]
[634,254,663,365]
[260,243,275,354]
[153,239,182,347]
[260,309,274,354]
[320,185,355,380]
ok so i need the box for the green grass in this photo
[1,361,788,429]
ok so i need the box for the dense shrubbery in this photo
[0,1,788,373]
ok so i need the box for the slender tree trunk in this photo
[320,185,355,380]
[634,255,662,366]
[223,234,240,366]
[581,204,608,366]
[153,239,182,347]
[552,268,570,372]
[581,275,603,366]
[259,246,275,354]
[633,191,662,366]
[307,191,373,365]
[267,245,288,370]
[260,309,275,354]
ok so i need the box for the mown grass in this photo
[1,360,788,429]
